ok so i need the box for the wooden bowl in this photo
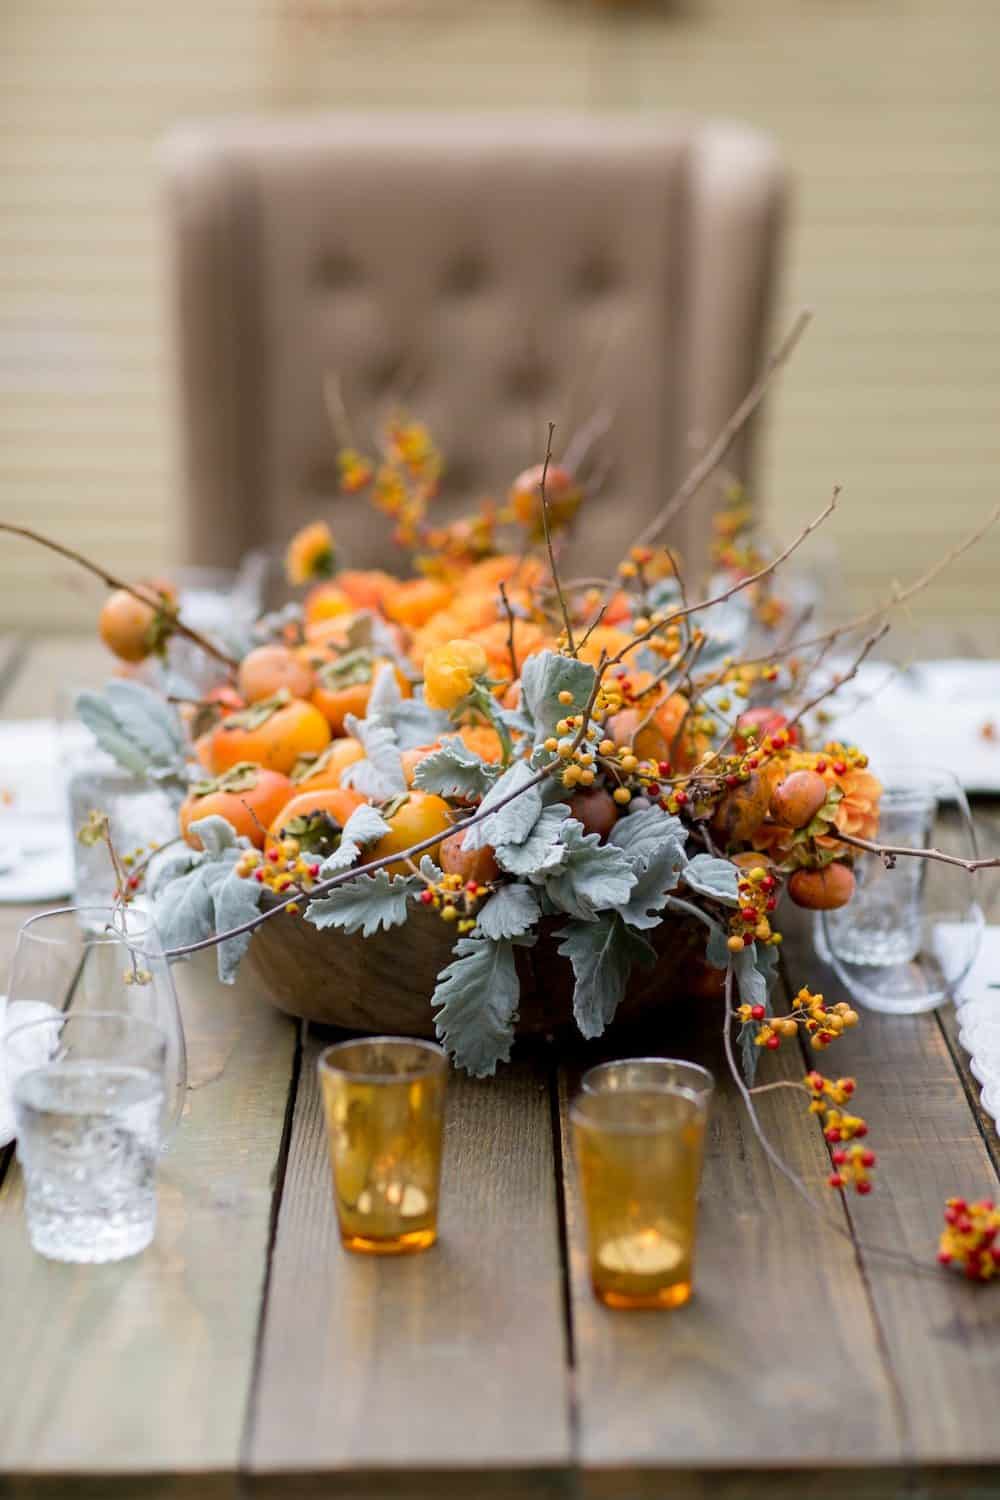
[245,900,714,1038]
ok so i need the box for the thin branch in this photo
[539,423,576,655]
[630,309,813,552]
[0,523,238,673]
[497,581,519,682]
[830,829,1000,874]
[784,621,890,730]
[606,487,840,668]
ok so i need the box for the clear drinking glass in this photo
[7,906,187,1140]
[571,1086,707,1310]
[6,1012,166,1263]
[818,762,983,1015]
[582,1057,715,1107]
[318,1037,447,1255]
[64,749,179,912]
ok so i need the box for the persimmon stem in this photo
[0,522,239,673]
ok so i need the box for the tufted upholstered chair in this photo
[163,116,786,580]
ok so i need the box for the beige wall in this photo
[4,0,999,630]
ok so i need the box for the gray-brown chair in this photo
[162,115,786,579]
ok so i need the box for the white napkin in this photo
[0,996,62,1146]
[0,718,82,903]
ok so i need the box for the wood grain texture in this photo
[0,944,298,1476]
[5,0,1000,629]
[247,1037,572,1477]
[782,905,1000,1467]
[557,993,903,1474]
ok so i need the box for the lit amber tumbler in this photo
[318,1037,448,1255]
[571,1087,707,1309]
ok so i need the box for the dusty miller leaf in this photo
[413,735,500,800]
[475,883,541,941]
[556,915,656,1040]
[680,853,740,908]
[519,651,597,743]
[616,839,688,930]
[366,663,446,749]
[305,869,418,936]
[609,805,688,867]
[541,819,636,921]
[341,713,407,798]
[150,818,264,985]
[431,935,527,1077]
[461,759,542,852]
[705,921,734,969]
[494,803,570,877]
[75,680,187,784]
[316,802,391,876]
[187,814,240,857]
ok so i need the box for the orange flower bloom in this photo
[286,521,336,586]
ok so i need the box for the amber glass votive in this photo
[318,1037,447,1255]
[571,1087,707,1309]
[582,1057,715,1108]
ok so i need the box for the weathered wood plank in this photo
[247,1037,572,1484]
[558,993,903,1479]
[782,907,1000,1466]
[0,948,297,1477]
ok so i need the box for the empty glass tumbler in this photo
[318,1038,447,1255]
[582,1057,715,1107]
[6,1012,167,1263]
[572,1086,708,1310]
[7,906,187,1139]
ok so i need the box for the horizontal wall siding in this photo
[3,0,999,631]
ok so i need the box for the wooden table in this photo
[2,638,1000,1499]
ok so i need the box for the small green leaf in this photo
[681,853,740,907]
[542,819,636,921]
[431,935,526,1076]
[475,883,541,940]
[556,914,656,1040]
[305,869,418,936]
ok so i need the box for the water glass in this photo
[571,1086,707,1310]
[582,1057,715,1107]
[6,1012,166,1263]
[65,751,178,912]
[818,763,983,1015]
[318,1037,447,1255]
[7,906,187,1140]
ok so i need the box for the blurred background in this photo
[3,0,999,633]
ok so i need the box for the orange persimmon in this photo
[237,644,315,704]
[180,765,293,850]
[210,695,330,776]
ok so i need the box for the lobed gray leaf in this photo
[495,803,570,877]
[305,869,418,937]
[519,651,597,743]
[541,819,636,921]
[680,853,740,908]
[475,883,541,941]
[616,838,688,929]
[461,759,542,852]
[556,914,656,1040]
[413,735,500,800]
[431,935,525,1077]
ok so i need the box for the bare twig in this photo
[830,829,1000,874]
[0,523,238,673]
[497,580,519,681]
[784,621,890,730]
[538,423,576,655]
[630,309,813,553]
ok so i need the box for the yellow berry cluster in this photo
[816,741,870,773]
[791,988,859,1050]
[938,1198,1000,1280]
[236,841,322,916]
[417,871,493,933]
[543,693,602,792]
[804,1072,876,1193]
[727,865,782,953]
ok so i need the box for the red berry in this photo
[254,868,265,882]
[750,1004,765,1021]
[419,889,434,905]
[945,1206,960,1226]
[658,761,671,776]
[937,1250,953,1265]
[646,783,660,797]
[741,907,758,922]
[466,881,478,893]
[965,1260,983,1280]
[856,1180,873,1196]
[832,1149,847,1166]
[267,849,280,863]
[766,897,777,911]
[308,863,320,877]
[761,876,776,892]
[951,1197,967,1212]
[841,1080,855,1095]
[743,933,753,946]
[825,1126,841,1142]
[765,1035,780,1051]
[828,1173,845,1189]
[748,756,760,769]
[128,874,140,889]
[860,1150,876,1168]
[726,774,739,789]
[991,1247,1000,1264]
[958,1216,973,1234]
[980,1199,994,1212]
[833,760,847,775]
[815,759,827,773]
[674,789,688,806]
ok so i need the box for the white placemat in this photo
[0,719,82,903]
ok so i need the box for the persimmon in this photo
[788,864,856,910]
[439,829,500,885]
[770,770,828,830]
[98,580,176,664]
[569,788,618,841]
[383,577,454,629]
[310,652,411,735]
[576,627,641,669]
[710,769,775,847]
[193,731,215,771]
[303,582,354,627]
[370,792,453,875]
[265,787,366,859]
[210,694,330,776]
[469,619,548,678]
[238,644,315,704]
[290,736,365,791]
[508,463,581,534]
[180,765,293,850]
[336,568,396,613]
[458,724,503,763]
[462,554,545,594]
